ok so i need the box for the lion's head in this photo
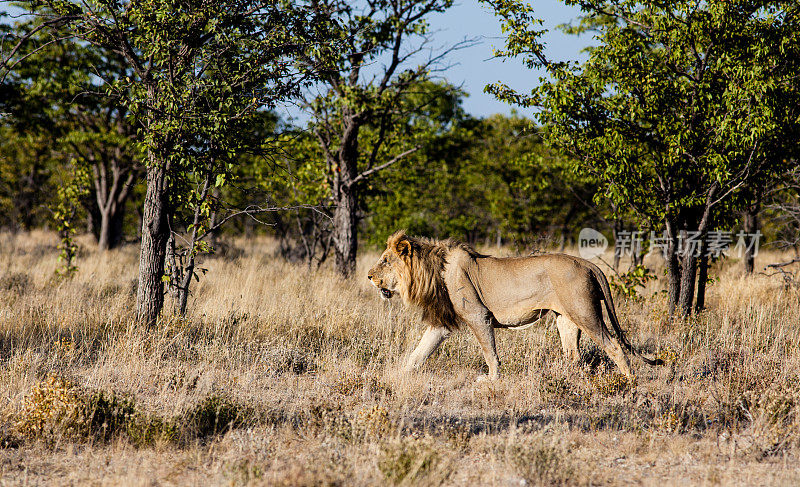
[367,230,412,300]
[367,230,460,330]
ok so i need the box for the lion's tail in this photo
[593,266,663,367]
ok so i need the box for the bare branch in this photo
[1,27,79,83]
[200,203,333,240]
[350,146,419,187]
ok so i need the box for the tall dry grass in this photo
[0,230,798,485]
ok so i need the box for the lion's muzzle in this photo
[367,274,394,299]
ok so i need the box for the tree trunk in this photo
[677,245,698,317]
[695,253,709,313]
[695,234,709,313]
[207,186,221,249]
[743,204,759,274]
[675,185,717,317]
[171,239,194,317]
[666,252,681,317]
[90,155,136,251]
[171,173,210,317]
[175,273,192,316]
[331,112,360,279]
[679,216,714,315]
[87,202,101,239]
[111,208,124,248]
[98,207,125,251]
[98,210,112,251]
[665,218,681,318]
[333,187,357,278]
[612,219,623,271]
[135,161,170,327]
[632,237,644,267]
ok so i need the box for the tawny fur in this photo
[385,230,476,331]
[369,230,662,380]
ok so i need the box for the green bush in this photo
[184,393,253,438]
[609,265,655,301]
[15,376,134,444]
[126,412,180,447]
[15,377,247,447]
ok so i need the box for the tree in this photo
[270,83,602,260]
[2,16,141,249]
[299,0,465,278]
[483,0,800,316]
[366,109,600,250]
[765,166,800,257]
[0,126,58,231]
[256,127,335,267]
[1,13,63,232]
[3,1,333,325]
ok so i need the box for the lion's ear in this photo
[395,238,411,257]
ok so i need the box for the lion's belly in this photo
[493,308,549,328]
[471,256,560,325]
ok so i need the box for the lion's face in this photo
[367,249,402,300]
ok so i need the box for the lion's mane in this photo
[387,231,484,331]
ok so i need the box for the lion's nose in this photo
[367,274,373,280]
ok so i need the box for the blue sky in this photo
[279,0,592,123]
[2,0,592,120]
[424,0,590,118]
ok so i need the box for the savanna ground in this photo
[0,231,799,486]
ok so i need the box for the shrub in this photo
[378,436,450,485]
[84,390,136,441]
[16,376,184,448]
[506,439,574,487]
[125,412,180,447]
[15,376,134,444]
[588,372,632,397]
[609,264,655,301]
[0,272,30,294]
[184,393,253,438]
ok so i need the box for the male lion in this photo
[367,230,661,380]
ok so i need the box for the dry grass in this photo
[0,230,799,485]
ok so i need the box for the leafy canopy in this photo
[483,0,800,227]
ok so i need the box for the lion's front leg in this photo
[466,318,501,381]
[446,275,501,382]
[404,326,451,372]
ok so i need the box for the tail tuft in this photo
[593,265,664,368]
[640,356,664,366]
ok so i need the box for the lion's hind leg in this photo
[562,307,633,379]
[555,314,582,363]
